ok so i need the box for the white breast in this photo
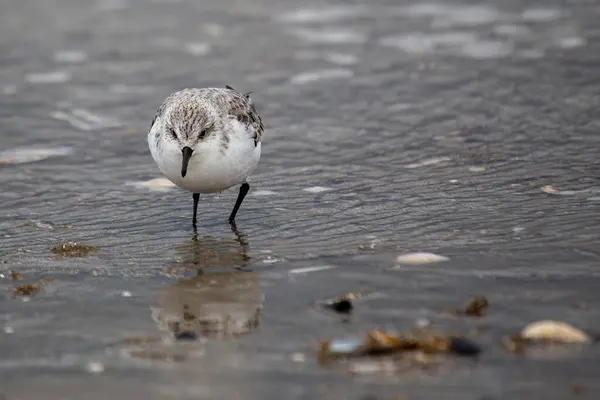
[148,119,261,194]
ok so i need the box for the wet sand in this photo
[1,0,600,398]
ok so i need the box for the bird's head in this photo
[162,109,215,178]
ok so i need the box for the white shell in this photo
[125,177,177,191]
[521,320,591,343]
[395,252,449,265]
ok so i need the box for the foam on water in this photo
[124,178,177,191]
[557,37,585,49]
[493,24,531,37]
[521,8,563,22]
[50,109,121,131]
[397,3,454,17]
[184,42,212,56]
[518,49,545,59]
[302,186,333,193]
[109,84,156,94]
[53,50,88,64]
[25,71,71,84]
[275,5,368,24]
[290,28,366,44]
[404,156,451,169]
[550,26,586,49]
[252,190,278,196]
[460,40,513,59]
[431,6,502,28]
[381,3,581,60]
[398,3,502,26]
[379,32,477,54]
[289,69,353,85]
[325,53,358,66]
[295,51,358,66]
[1,85,18,95]
[95,0,130,11]
[0,147,74,164]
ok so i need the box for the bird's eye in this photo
[168,128,177,140]
[199,130,207,138]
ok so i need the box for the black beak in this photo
[181,146,193,177]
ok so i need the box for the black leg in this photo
[192,193,200,231]
[228,182,250,224]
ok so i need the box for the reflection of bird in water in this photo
[170,228,250,271]
[153,229,262,339]
[153,271,262,339]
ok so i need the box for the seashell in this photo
[541,185,559,194]
[521,320,591,343]
[395,252,449,265]
[365,329,403,351]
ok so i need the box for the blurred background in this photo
[1,0,599,399]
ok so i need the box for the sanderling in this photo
[148,85,264,230]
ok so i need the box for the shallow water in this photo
[1,0,600,398]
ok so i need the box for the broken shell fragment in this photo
[13,283,41,297]
[464,296,489,317]
[318,328,482,361]
[521,320,591,343]
[365,329,404,352]
[11,270,22,281]
[540,185,561,194]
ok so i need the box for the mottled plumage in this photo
[147,86,264,230]
[150,87,263,146]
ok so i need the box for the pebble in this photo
[521,320,591,343]
[450,337,482,355]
